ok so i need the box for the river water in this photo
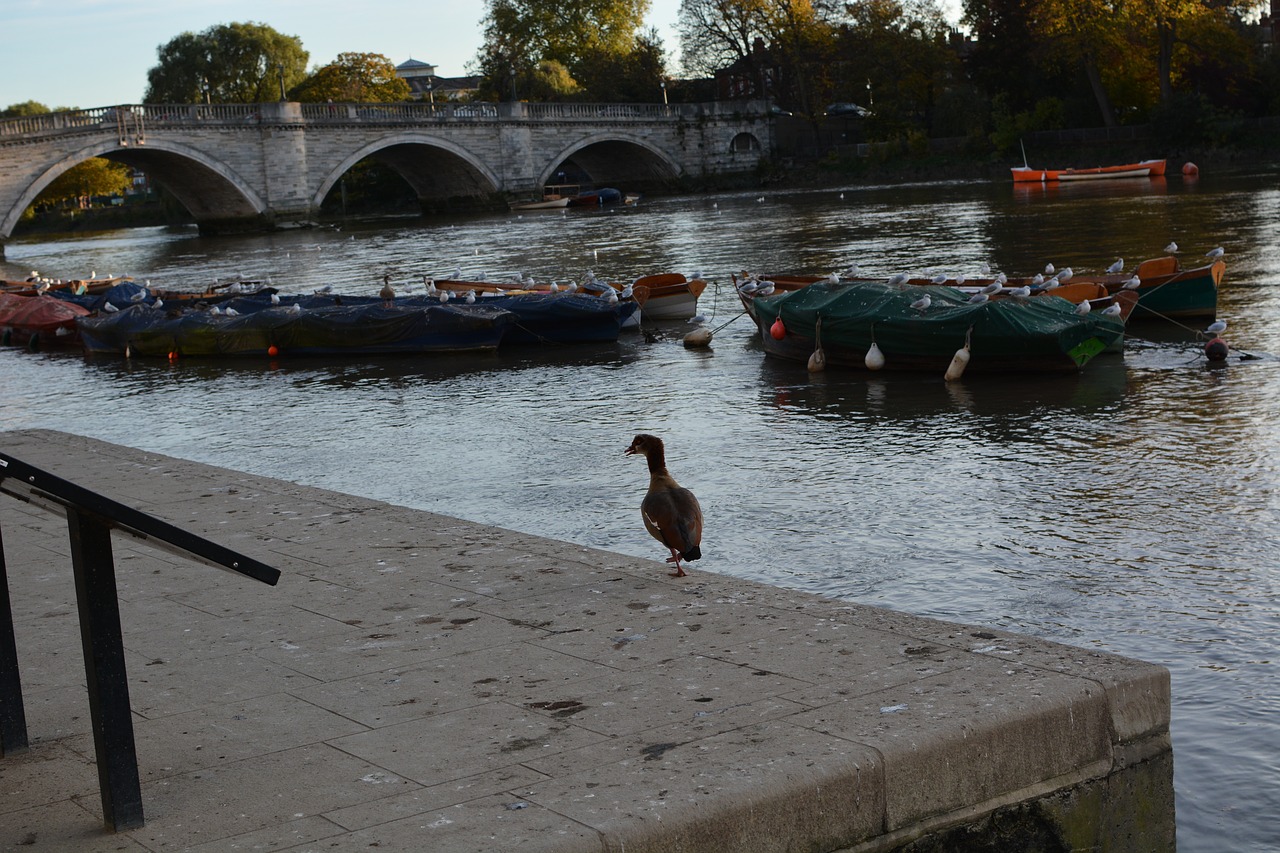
[2,170,1278,850]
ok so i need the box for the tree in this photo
[572,29,668,101]
[144,22,308,103]
[39,159,134,209]
[290,53,412,102]
[475,0,651,98]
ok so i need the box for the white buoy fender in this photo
[808,316,826,373]
[683,327,713,348]
[944,344,971,381]
[865,341,885,370]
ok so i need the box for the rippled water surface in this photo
[3,170,1278,850]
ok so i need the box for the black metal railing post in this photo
[0,523,30,756]
[67,506,144,829]
[0,451,279,833]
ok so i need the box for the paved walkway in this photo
[0,430,1170,852]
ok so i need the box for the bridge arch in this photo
[313,134,503,214]
[540,133,682,191]
[1,139,268,238]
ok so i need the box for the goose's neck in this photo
[646,446,668,475]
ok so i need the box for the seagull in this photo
[981,281,1003,295]
[1123,276,1142,290]
[1075,300,1092,315]
[288,303,303,314]
[438,289,451,303]
[755,284,775,297]
[995,272,1008,286]
[152,299,164,310]
[464,290,477,304]
[1165,241,1179,253]
[1045,263,1055,275]
[225,307,239,316]
[1030,274,1045,287]
[931,273,948,285]
[1102,303,1123,316]
[738,280,758,294]
[1106,259,1124,274]
[130,289,146,302]
[103,302,119,313]
[887,273,909,287]
[270,292,281,305]
[968,292,989,304]
[910,294,931,312]
[1205,320,1227,336]
[625,434,703,578]
[825,272,840,284]
[1206,247,1225,260]
[1056,267,1074,283]
[1010,285,1032,298]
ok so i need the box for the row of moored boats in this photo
[1,249,1225,375]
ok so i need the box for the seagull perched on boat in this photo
[1056,267,1074,283]
[625,433,703,578]
[825,272,840,284]
[1045,263,1056,275]
[270,292,280,305]
[1102,303,1123,316]
[1165,241,1179,254]
[887,273,909,287]
[1206,247,1225,260]
[981,281,1003,295]
[1075,300,1092,315]
[1010,285,1032,298]
[738,280,758,294]
[1106,258,1124,274]
[103,302,119,313]
[1030,273,1045,287]
[1123,275,1142,290]
[225,307,239,316]
[910,294,931,312]
[464,290,477,304]
[968,292,989,304]
[438,289,451,303]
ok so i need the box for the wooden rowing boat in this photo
[1011,159,1167,183]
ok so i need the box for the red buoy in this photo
[770,317,786,340]
[1182,162,1199,177]
[268,345,279,357]
[1205,337,1228,361]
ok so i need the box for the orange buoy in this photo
[1182,162,1199,177]
[168,351,179,360]
[770,317,786,340]
[268,345,279,357]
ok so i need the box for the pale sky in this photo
[1,0,686,110]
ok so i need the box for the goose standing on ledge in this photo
[625,434,703,577]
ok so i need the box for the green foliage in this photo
[144,22,309,103]
[38,159,134,206]
[291,53,412,102]
[2,101,50,117]
[475,0,652,98]
[570,30,667,101]
[988,96,1065,155]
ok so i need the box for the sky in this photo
[1,0,686,110]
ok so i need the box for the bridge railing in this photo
[0,100,734,140]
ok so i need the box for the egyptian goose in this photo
[625,434,703,577]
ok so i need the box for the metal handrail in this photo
[0,452,279,831]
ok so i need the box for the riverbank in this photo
[0,430,1173,852]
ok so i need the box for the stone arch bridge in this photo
[0,100,773,247]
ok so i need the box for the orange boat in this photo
[1011,159,1167,182]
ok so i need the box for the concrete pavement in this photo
[0,429,1173,852]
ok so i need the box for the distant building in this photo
[395,58,481,102]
